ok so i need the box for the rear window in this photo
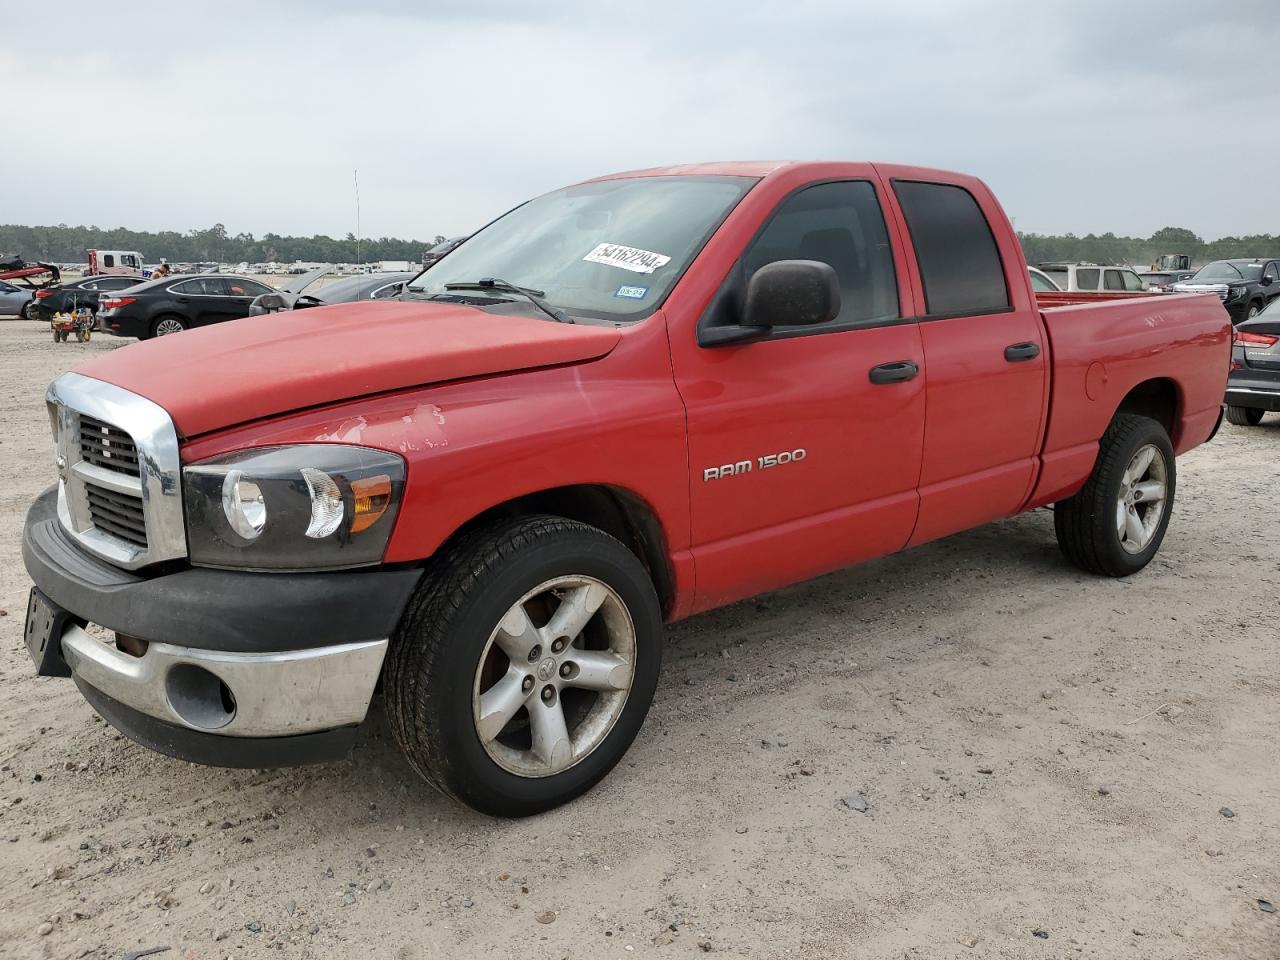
[893,180,1009,316]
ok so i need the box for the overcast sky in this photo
[5,0,1276,241]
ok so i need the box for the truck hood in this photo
[75,300,621,436]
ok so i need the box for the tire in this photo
[1225,405,1264,426]
[20,301,31,320]
[1054,414,1176,577]
[1246,303,1261,321]
[150,315,187,338]
[385,515,663,816]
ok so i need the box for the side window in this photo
[743,180,900,328]
[103,254,115,268]
[892,180,1009,316]
[1076,268,1099,290]
[173,278,218,295]
[105,277,136,290]
[1029,271,1055,292]
[371,281,403,299]
[1121,270,1144,292]
[1265,262,1279,281]
[224,278,265,297]
[1104,270,1124,291]
[0,281,15,293]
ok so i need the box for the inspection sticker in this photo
[583,242,671,274]
[614,284,648,299]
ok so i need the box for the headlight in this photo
[1227,285,1246,300]
[183,444,405,571]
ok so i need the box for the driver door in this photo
[669,177,925,612]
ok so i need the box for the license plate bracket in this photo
[24,588,74,677]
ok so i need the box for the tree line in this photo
[3,221,1278,269]
[0,223,445,266]
[1017,226,1280,269]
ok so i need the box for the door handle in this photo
[868,360,919,385]
[1004,341,1041,362]
[174,297,189,304]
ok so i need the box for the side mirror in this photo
[701,260,841,346]
[255,293,286,313]
[1261,275,1274,287]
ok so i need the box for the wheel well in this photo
[1115,378,1179,440]
[452,485,676,618]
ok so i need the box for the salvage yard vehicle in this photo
[87,249,145,277]
[248,271,417,315]
[29,275,144,324]
[1172,259,1280,323]
[97,273,276,338]
[1037,261,1148,293]
[22,162,1231,816]
[1224,297,1280,425]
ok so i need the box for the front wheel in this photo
[385,515,663,816]
[1225,405,1265,426]
[1054,414,1176,577]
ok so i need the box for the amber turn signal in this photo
[350,474,393,533]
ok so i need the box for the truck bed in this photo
[1028,291,1230,508]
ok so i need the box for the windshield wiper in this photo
[443,277,573,324]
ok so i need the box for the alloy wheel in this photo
[1116,443,1168,554]
[472,576,636,778]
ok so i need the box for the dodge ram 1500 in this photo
[22,162,1230,815]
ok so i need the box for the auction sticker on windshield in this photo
[583,243,671,274]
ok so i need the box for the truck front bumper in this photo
[22,486,422,768]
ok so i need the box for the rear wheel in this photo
[151,315,187,338]
[1246,303,1262,321]
[385,515,663,816]
[1054,414,1176,577]
[1225,404,1265,426]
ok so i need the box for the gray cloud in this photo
[5,0,1277,240]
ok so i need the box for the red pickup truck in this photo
[22,162,1229,815]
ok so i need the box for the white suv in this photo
[1038,263,1147,293]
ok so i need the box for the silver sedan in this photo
[0,279,34,318]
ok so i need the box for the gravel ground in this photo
[0,318,1277,960]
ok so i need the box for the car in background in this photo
[1224,296,1280,425]
[248,271,417,315]
[1172,259,1280,322]
[1037,262,1147,293]
[1028,266,1062,292]
[0,279,35,318]
[1139,269,1196,293]
[28,275,145,323]
[420,235,467,267]
[97,274,276,338]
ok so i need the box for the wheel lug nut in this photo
[559,663,572,677]
[522,676,534,692]
[551,638,565,653]
[541,685,554,702]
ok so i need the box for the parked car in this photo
[1171,259,1280,322]
[1224,296,1280,425]
[248,271,417,316]
[1037,262,1147,293]
[22,161,1229,816]
[0,279,35,318]
[1139,269,1196,293]
[420,235,467,267]
[28,275,145,323]
[1028,266,1062,292]
[96,274,276,338]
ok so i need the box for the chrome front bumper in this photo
[61,624,387,738]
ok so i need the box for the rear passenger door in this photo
[882,175,1048,545]
[223,278,273,318]
[1104,269,1125,292]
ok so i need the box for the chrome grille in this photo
[47,372,187,570]
[84,481,148,547]
[78,414,141,477]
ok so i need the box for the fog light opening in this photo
[114,633,149,658]
[165,664,237,730]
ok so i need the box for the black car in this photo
[1172,258,1280,321]
[97,274,276,338]
[29,275,144,323]
[248,271,417,315]
[1224,296,1280,426]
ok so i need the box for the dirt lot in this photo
[0,318,1277,960]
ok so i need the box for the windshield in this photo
[406,175,755,321]
[1192,261,1261,282]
